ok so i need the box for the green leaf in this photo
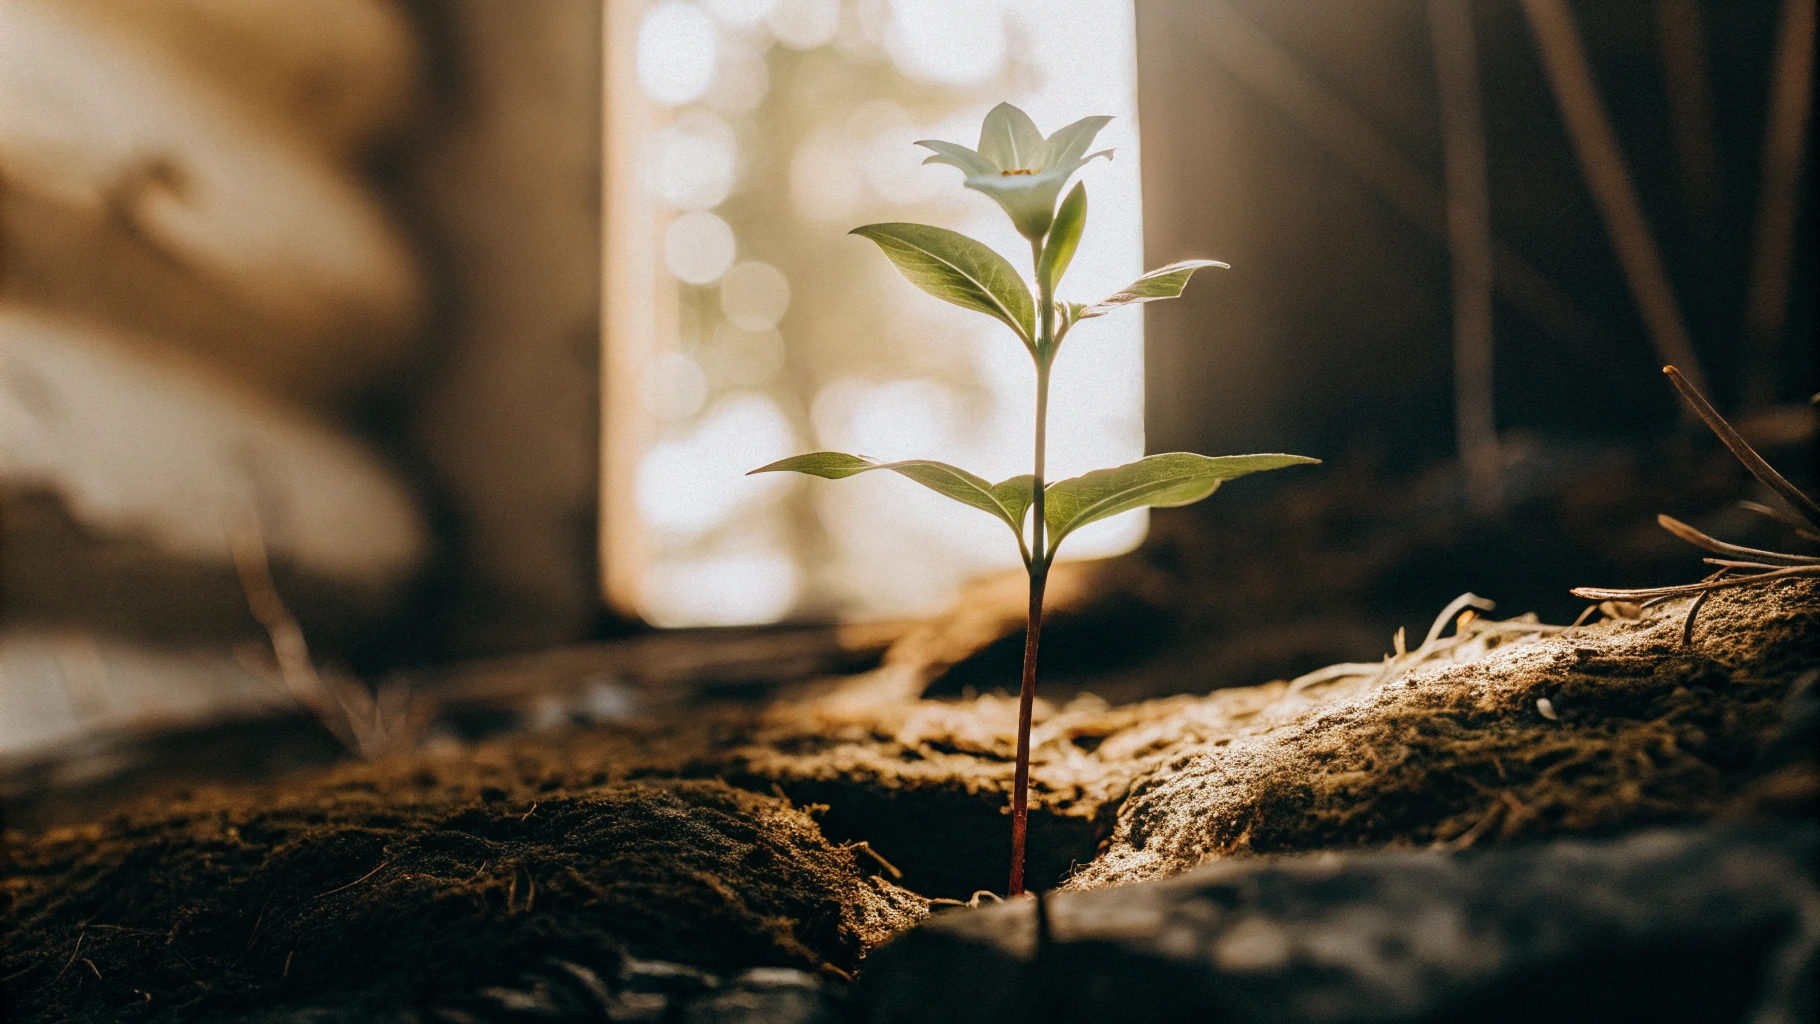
[748,452,877,479]
[750,452,1034,538]
[851,223,1035,343]
[1078,260,1227,319]
[1037,182,1087,295]
[992,474,1038,535]
[1043,452,1318,548]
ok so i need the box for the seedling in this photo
[751,104,1317,894]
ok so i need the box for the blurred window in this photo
[604,0,1146,625]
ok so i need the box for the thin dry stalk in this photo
[1182,0,1603,348]
[1570,366,1820,644]
[1287,592,1573,697]
[227,512,417,757]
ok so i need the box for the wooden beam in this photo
[1429,0,1502,510]
[1519,0,1711,398]
[1744,0,1816,406]
[1180,1,1608,355]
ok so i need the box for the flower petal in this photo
[916,139,997,178]
[965,167,1072,239]
[977,102,1045,171]
[1039,115,1113,171]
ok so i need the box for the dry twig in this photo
[227,510,419,757]
[1286,592,1573,697]
[1571,367,1820,645]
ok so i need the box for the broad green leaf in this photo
[1043,452,1318,548]
[748,452,877,479]
[1037,182,1087,296]
[992,474,1038,536]
[750,452,1033,537]
[1078,260,1228,319]
[851,223,1035,343]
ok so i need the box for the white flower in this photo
[917,102,1113,241]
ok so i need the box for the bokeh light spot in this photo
[637,3,720,106]
[664,211,737,284]
[719,261,791,330]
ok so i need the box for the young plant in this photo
[751,103,1317,895]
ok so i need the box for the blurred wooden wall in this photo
[1135,0,1813,469]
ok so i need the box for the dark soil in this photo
[5,515,1814,1021]
[1071,580,1820,887]
[1,756,922,1023]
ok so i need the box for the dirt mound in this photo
[1068,581,1820,888]
[2,760,923,1023]
[6,577,1812,1021]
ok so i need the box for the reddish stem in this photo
[1008,567,1047,896]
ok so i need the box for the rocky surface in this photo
[860,823,1819,1024]
[1,309,428,629]
[0,0,436,761]
[52,0,421,155]
[0,629,297,759]
[3,569,1813,1020]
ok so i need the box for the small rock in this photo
[682,967,831,1024]
[618,957,720,998]
[861,824,1819,1024]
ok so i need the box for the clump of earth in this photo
[5,574,1814,1022]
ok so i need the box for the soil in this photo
[4,575,1814,1021]
[1,759,923,1023]
[1069,579,1820,887]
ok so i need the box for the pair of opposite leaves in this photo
[752,109,1315,561]
[750,218,1312,560]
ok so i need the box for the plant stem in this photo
[1009,382,1048,896]
[1010,240,1055,896]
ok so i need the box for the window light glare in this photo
[704,37,770,114]
[641,351,709,421]
[719,261,791,330]
[710,322,786,385]
[885,0,1006,85]
[663,211,737,284]
[652,113,738,211]
[635,392,794,538]
[642,551,800,627]
[638,3,720,106]
[704,0,779,28]
[789,126,865,223]
[768,0,841,50]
